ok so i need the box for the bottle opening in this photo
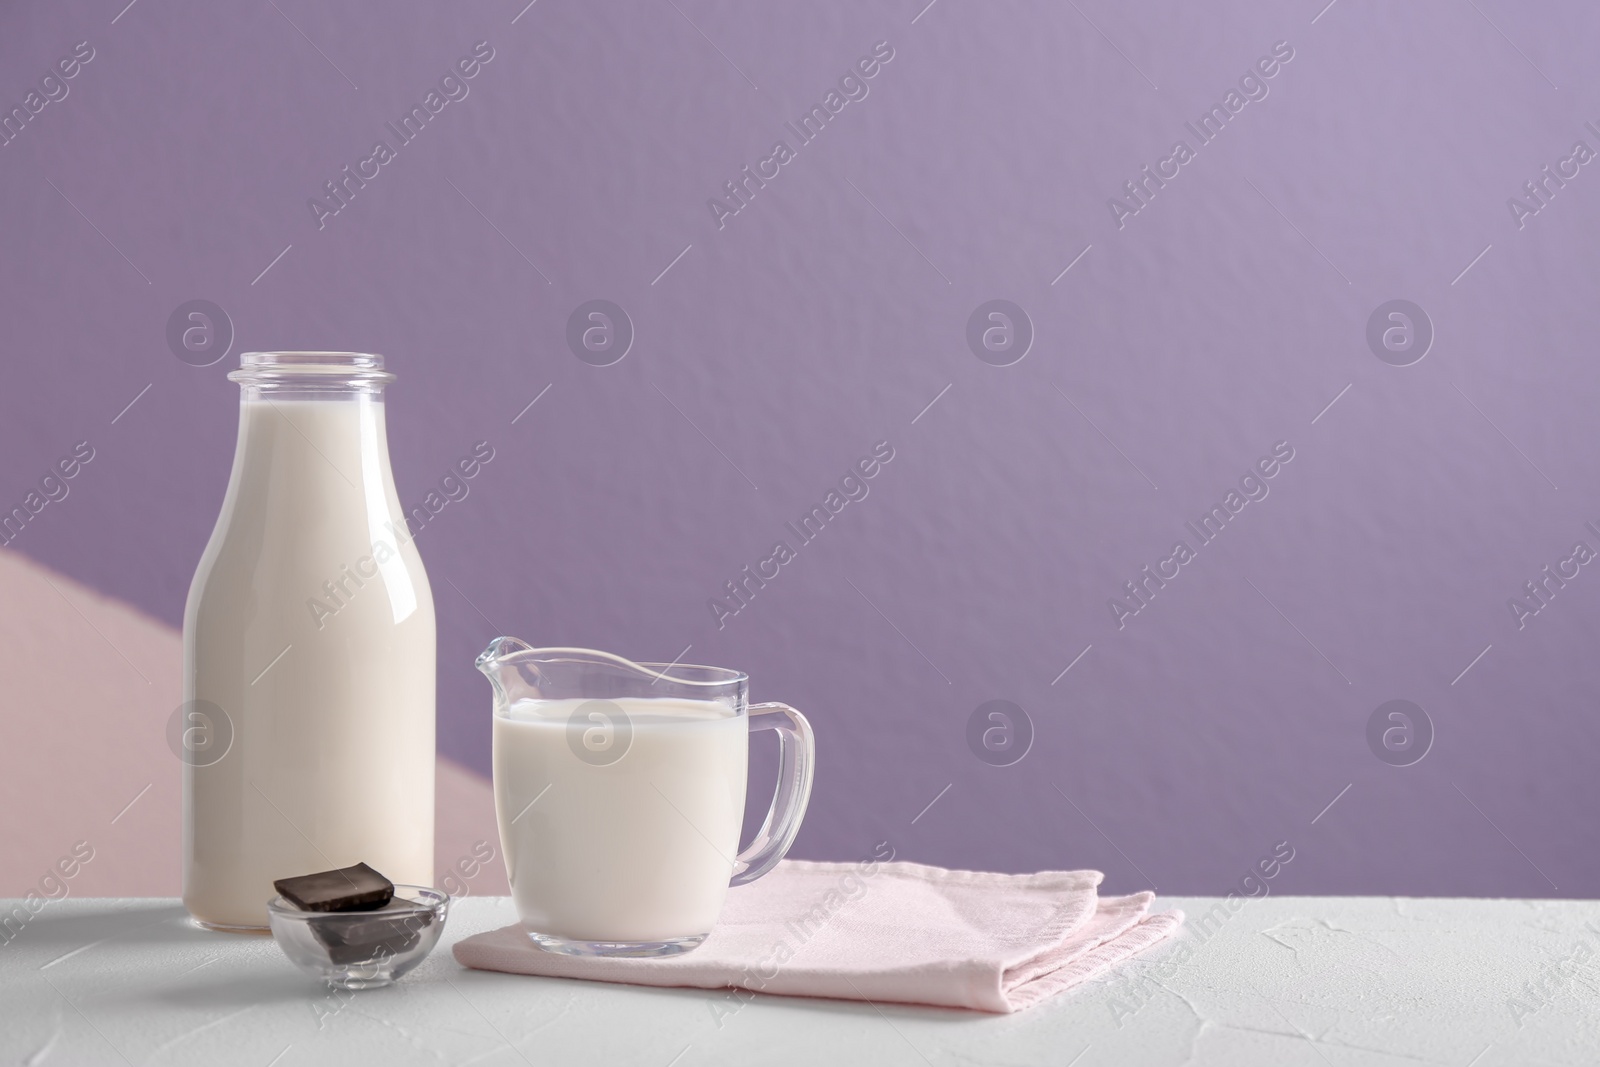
[228,352,395,395]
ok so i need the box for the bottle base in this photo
[189,915,271,935]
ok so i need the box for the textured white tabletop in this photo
[3,895,1597,1065]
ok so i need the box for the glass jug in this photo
[477,640,814,956]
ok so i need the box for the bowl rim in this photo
[266,883,448,921]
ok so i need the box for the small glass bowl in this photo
[267,885,448,990]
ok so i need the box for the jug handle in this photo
[731,702,815,886]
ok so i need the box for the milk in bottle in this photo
[182,353,435,930]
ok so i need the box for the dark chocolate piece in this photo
[321,930,420,966]
[312,899,430,965]
[273,863,394,912]
[314,899,424,946]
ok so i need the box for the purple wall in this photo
[3,0,1599,897]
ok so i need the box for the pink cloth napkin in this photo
[453,859,1182,1013]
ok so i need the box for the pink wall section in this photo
[0,547,507,899]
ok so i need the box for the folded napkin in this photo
[454,859,1182,1013]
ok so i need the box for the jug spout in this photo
[475,636,535,674]
[475,636,535,705]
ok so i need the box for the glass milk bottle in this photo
[182,353,435,930]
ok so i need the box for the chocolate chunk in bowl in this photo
[273,862,394,912]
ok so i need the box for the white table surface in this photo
[3,895,1597,1066]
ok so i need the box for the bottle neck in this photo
[233,392,394,497]
[224,353,404,535]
